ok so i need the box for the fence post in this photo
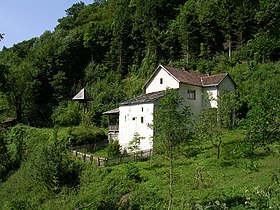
[97,157,100,166]
[83,153,86,162]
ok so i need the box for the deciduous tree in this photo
[153,89,192,209]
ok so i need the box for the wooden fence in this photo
[71,141,107,154]
[72,149,153,167]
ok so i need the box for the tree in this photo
[244,63,280,154]
[195,108,223,159]
[5,62,40,123]
[153,89,192,210]
[218,91,238,129]
[128,132,143,160]
[172,0,202,66]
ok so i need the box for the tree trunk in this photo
[228,38,231,61]
[168,140,173,210]
[217,140,222,159]
[15,96,22,123]
[184,43,190,66]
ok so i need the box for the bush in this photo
[32,130,82,191]
[129,186,165,210]
[3,199,37,210]
[52,101,81,127]
[68,126,107,145]
[107,140,121,157]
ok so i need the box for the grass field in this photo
[0,126,279,209]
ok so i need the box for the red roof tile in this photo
[162,65,227,87]
[201,73,227,86]
[164,66,204,86]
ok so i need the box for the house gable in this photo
[217,74,236,92]
[144,65,180,94]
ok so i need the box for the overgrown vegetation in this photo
[0,126,279,209]
[0,0,279,209]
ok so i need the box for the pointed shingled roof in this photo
[72,88,92,101]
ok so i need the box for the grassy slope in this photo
[0,127,279,209]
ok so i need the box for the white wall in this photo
[203,87,218,108]
[145,68,179,94]
[179,83,204,114]
[119,103,154,151]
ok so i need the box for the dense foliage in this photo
[0,0,279,127]
[0,0,279,209]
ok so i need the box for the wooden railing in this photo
[108,124,119,132]
[72,149,153,167]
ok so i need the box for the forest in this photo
[0,0,279,209]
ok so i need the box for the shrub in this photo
[107,140,121,157]
[32,130,82,192]
[52,101,81,127]
[68,126,107,146]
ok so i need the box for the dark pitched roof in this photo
[103,108,119,115]
[120,90,166,106]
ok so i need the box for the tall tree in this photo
[153,89,192,210]
[108,0,132,75]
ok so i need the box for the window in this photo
[160,78,163,84]
[141,107,144,112]
[132,117,136,121]
[141,117,144,123]
[187,90,196,100]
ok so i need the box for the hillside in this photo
[0,0,279,209]
[0,125,280,209]
[0,0,279,127]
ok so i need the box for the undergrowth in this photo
[0,126,279,209]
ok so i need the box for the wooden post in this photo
[97,157,100,166]
[83,153,86,162]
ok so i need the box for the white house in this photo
[104,64,236,152]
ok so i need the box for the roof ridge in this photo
[201,72,227,78]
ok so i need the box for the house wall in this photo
[219,76,236,93]
[179,83,204,114]
[203,75,235,109]
[119,103,154,152]
[203,87,218,108]
[145,68,179,94]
